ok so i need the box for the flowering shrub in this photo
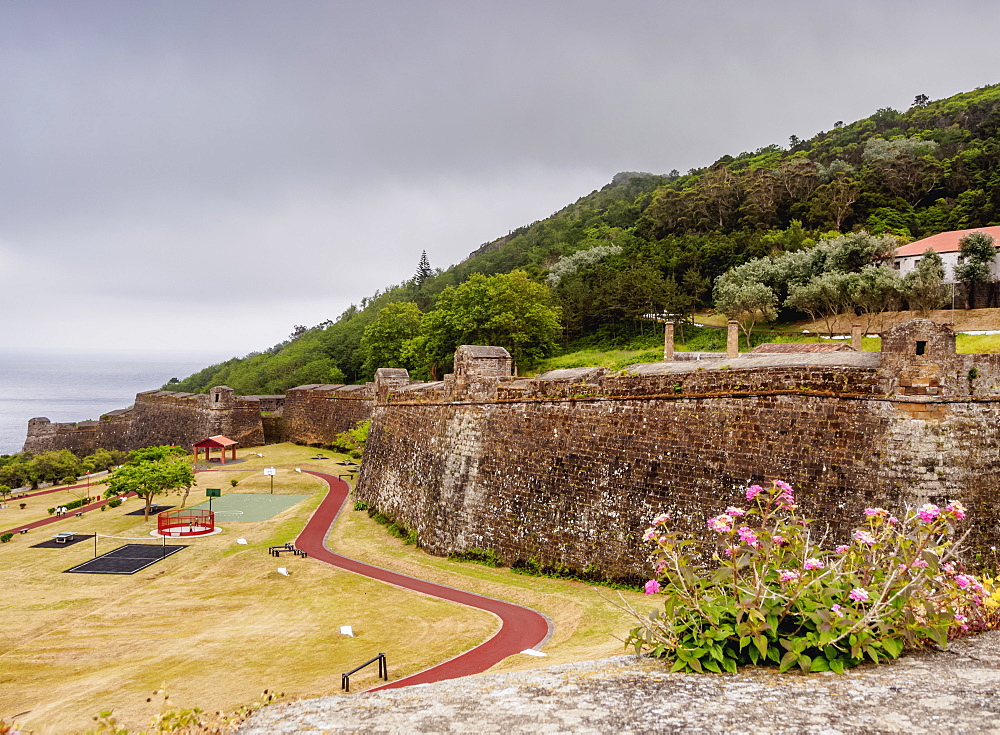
[622,481,985,674]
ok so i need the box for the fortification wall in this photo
[22,386,266,455]
[283,384,376,446]
[355,323,1000,580]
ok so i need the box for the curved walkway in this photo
[1,492,137,537]
[297,471,552,691]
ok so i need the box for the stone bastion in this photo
[21,319,1000,580]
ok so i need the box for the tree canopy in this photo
[103,449,195,520]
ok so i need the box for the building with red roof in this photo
[893,226,1000,282]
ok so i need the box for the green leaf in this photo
[882,637,904,659]
[779,651,798,673]
[669,659,687,673]
[829,657,846,675]
[810,656,830,672]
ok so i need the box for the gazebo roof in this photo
[192,435,237,449]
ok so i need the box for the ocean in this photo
[0,352,213,455]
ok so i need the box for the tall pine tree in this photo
[415,250,432,286]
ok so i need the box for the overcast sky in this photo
[1,0,996,361]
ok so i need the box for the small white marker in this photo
[340,625,354,637]
[521,649,547,657]
[295,468,302,473]
[236,538,248,545]
[277,567,289,576]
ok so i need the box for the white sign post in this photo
[263,467,276,493]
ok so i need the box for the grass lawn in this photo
[0,442,648,733]
[0,445,494,733]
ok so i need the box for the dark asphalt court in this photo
[64,543,187,574]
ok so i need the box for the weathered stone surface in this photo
[22,386,274,455]
[282,384,375,446]
[240,632,1000,734]
[356,322,1000,579]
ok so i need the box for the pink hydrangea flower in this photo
[864,507,887,517]
[737,526,758,547]
[954,613,970,631]
[955,574,974,589]
[943,562,956,575]
[655,560,669,573]
[803,558,824,570]
[723,547,734,557]
[945,501,966,520]
[652,513,671,526]
[887,516,899,526]
[853,530,876,546]
[772,535,787,547]
[911,559,928,569]
[831,604,843,617]
[778,570,799,582]
[707,514,734,533]
[746,485,764,501]
[835,545,850,554]
[849,587,869,603]
[917,503,940,522]
[643,527,657,541]
[644,579,661,595]
[774,480,793,492]
[725,506,745,517]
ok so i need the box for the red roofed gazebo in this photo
[193,435,238,464]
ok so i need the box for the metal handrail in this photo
[341,652,387,692]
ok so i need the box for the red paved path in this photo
[297,471,552,691]
[1,493,136,537]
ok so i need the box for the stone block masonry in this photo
[23,386,279,455]
[22,322,1000,581]
[354,324,1000,580]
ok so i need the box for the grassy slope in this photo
[531,309,1000,373]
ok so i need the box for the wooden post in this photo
[727,321,739,358]
[851,322,863,351]
[663,322,675,362]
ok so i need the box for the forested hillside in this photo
[168,84,1000,394]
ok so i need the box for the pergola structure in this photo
[193,435,238,464]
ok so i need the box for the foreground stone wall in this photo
[355,323,1000,579]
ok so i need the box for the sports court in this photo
[64,543,187,574]
[189,493,309,522]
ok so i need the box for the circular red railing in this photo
[157,508,215,537]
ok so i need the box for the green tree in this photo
[848,266,903,334]
[714,280,777,347]
[786,271,858,338]
[954,231,996,308]
[28,450,81,488]
[420,270,561,373]
[360,302,424,377]
[903,249,949,315]
[103,455,195,520]
[415,251,433,286]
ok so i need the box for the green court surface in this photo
[190,493,310,522]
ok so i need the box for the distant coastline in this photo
[0,352,213,455]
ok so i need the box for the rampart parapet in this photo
[355,322,1000,580]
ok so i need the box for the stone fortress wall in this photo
[24,386,280,455]
[352,321,1000,580]
[21,319,1000,580]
